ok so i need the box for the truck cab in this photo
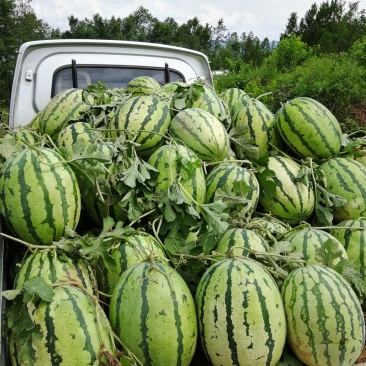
[9,39,214,128]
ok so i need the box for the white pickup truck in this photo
[1,38,214,364]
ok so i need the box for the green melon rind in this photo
[320,157,366,223]
[9,285,116,365]
[195,257,286,366]
[39,89,88,140]
[169,107,230,162]
[231,98,282,159]
[0,148,81,245]
[148,143,206,207]
[281,265,365,366]
[258,155,315,225]
[275,97,342,161]
[109,261,197,366]
[112,95,171,156]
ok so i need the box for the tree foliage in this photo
[282,0,366,53]
[2,0,366,122]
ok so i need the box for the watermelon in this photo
[13,128,41,149]
[56,121,97,155]
[148,143,206,208]
[205,163,260,221]
[282,265,365,366]
[195,257,286,366]
[14,249,96,293]
[246,215,290,244]
[169,107,230,162]
[172,83,230,127]
[231,97,282,159]
[220,87,249,117]
[257,155,315,225]
[109,260,197,366]
[0,147,81,245]
[275,97,342,161]
[283,227,348,266]
[320,157,366,223]
[38,88,89,140]
[125,75,161,96]
[330,218,366,290]
[210,227,269,260]
[111,94,171,156]
[9,284,117,365]
[97,230,167,297]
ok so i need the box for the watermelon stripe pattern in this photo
[9,285,116,365]
[0,148,81,245]
[231,98,282,159]
[212,228,269,259]
[258,155,315,224]
[39,89,88,140]
[282,265,365,366]
[205,163,259,220]
[284,227,348,265]
[113,95,171,156]
[14,250,96,294]
[148,143,206,207]
[97,231,167,297]
[109,261,197,366]
[320,157,366,223]
[169,108,230,162]
[195,258,286,366]
[275,97,342,161]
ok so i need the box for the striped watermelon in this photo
[275,97,342,161]
[97,230,167,297]
[38,88,89,140]
[9,284,117,365]
[257,155,315,225]
[172,83,230,127]
[148,143,206,208]
[205,163,260,221]
[111,95,171,156]
[320,157,366,223]
[125,75,161,96]
[0,147,81,245]
[195,257,286,366]
[231,97,282,159]
[13,128,41,149]
[220,87,249,117]
[169,107,230,162]
[109,260,197,366]
[281,265,365,366]
[56,121,96,155]
[330,218,366,289]
[14,249,96,293]
[246,215,290,244]
[283,227,348,266]
[210,227,269,260]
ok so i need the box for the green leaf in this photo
[23,277,54,302]
[200,201,229,236]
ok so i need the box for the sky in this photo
[31,0,366,41]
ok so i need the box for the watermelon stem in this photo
[0,232,57,250]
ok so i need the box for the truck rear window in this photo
[52,66,185,96]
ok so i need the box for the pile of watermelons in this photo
[1,75,366,365]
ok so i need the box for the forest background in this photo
[2,0,366,131]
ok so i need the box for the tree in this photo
[283,0,366,53]
[0,0,50,107]
[120,6,157,42]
